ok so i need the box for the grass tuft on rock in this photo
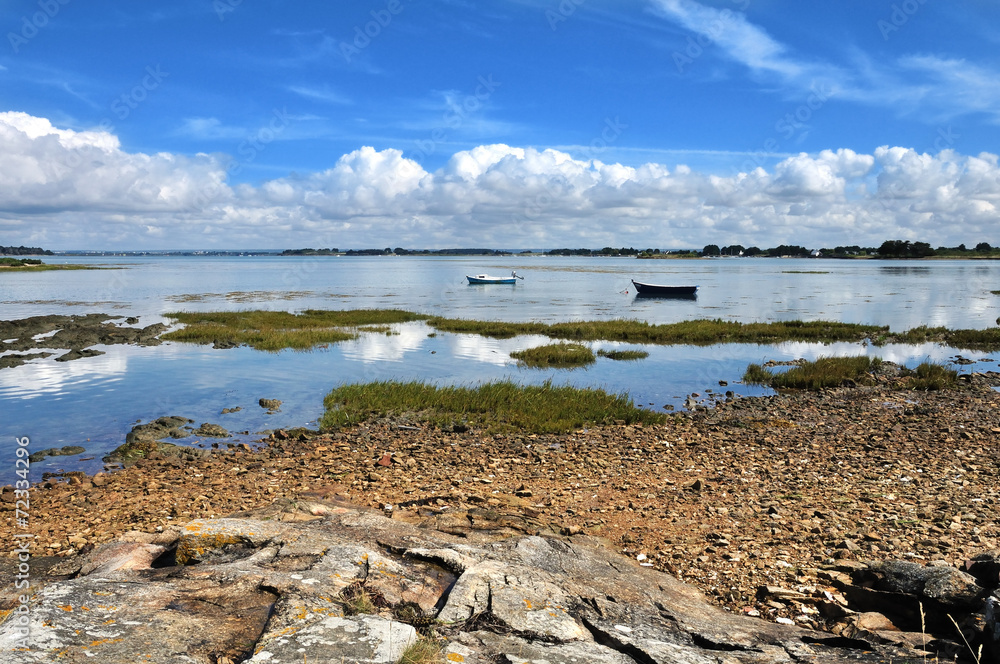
[340,581,385,616]
[510,343,595,368]
[396,638,441,664]
[320,380,665,433]
[162,309,428,351]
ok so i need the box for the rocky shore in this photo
[0,313,165,368]
[3,376,1000,660]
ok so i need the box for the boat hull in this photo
[631,280,698,296]
[467,275,517,284]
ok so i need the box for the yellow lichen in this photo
[175,533,242,564]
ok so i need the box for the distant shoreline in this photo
[37,250,1000,260]
[0,258,108,272]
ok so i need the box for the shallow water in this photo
[2,255,998,483]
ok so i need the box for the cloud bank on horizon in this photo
[4,110,997,250]
[1,0,998,249]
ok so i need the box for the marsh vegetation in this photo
[320,380,666,433]
[161,309,426,351]
[597,348,650,361]
[160,309,1000,352]
[0,258,103,272]
[742,357,959,390]
[510,343,595,368]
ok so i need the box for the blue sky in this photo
[2,0,1000,250]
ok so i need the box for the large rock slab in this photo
[246,615,416,663]
[0,502,926,663]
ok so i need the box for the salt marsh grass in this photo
[743,356,881,389]
[427,317,887,345]
[162,309,427,351]
[161,309,1000,352]
[597,349,650,361]
[320,380,666,433]
[908,362,959,390]
[0,258,103,272]
[510,343,595,367]
[743,357,958,390]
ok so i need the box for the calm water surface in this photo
[2,256,998,483]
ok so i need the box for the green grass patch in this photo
[320,379,666,433]
[428,316,886,345]
[597,348,650,361]
[161,309,1000,352]
[161,309,428,351]
[742,363,774,385]
[890,325,1000,351]
[510,343,595,368]
[744,357,960,391]
[905,361,958,390]
[743,356,881,390]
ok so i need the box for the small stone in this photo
[258,398,282,411]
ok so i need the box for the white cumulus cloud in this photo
[2,112,1000,250]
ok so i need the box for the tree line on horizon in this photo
[549,240,997,258]
[1,245,53,256]
[697,240,995,258]
[11,241,997,259]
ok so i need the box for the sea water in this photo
[1,255,998,483]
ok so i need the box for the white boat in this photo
[467,271,523,284]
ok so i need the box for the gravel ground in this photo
[3,373,999,632]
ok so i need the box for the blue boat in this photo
[467,271,523,285]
